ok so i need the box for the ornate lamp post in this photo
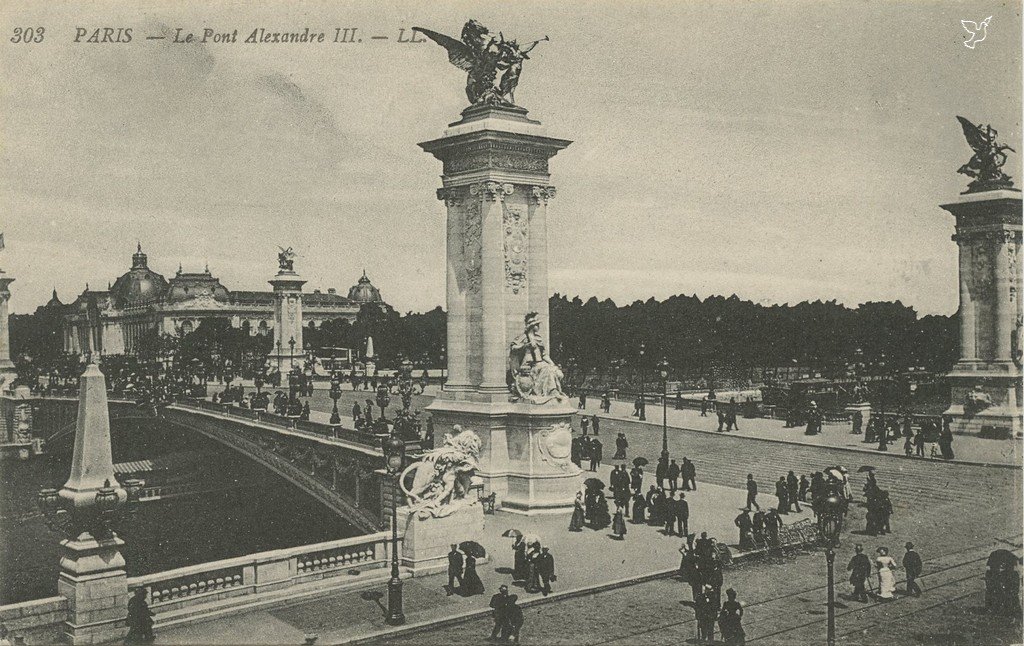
[398,358,414,413]
[658,359,669,461]
[826,548,836,646]
[376,382,391,425]
[639,343,647,421]
[383,435,406,625]
[329,371,342,427]
[288,336,296,371]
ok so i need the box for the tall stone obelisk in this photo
[940,117,1023,436]
[269,249,306,384]
[419,92,581,511]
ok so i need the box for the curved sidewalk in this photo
[577,402,1022,468]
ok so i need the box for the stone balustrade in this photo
[128,532,392,619]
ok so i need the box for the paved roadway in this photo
[292,389,1021,645]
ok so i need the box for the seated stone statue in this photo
[508,312,567,404]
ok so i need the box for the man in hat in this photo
[745,474,760,511]
[489,585,512,640]
[681,457,697,491]
[446,544,464,595]
[847,544,872,602]
[667,459,681,493]
[536,547,556,596]
[903,542,923,596]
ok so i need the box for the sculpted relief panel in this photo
[503,205,528,294]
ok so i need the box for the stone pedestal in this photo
[420,105,581,513]
[845,402,871,434]
[398,502,485,575]
[940,189,1023,436]
[0,273,15,390]
[269,268,307,378]
[58,532,128,645]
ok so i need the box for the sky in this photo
[1,0,1020,316]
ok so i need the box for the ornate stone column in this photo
[269,257,307,381]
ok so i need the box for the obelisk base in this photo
[427,398,583,515]
[57,532,128,645]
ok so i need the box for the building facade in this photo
[60,245,385,356]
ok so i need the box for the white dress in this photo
[876,556,897,598]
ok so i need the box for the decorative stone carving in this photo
[530,186,557,204]
[503,206,528,294]
[399,426,483,520]
[471,181,514,202]
[462,201,482,292]
[436,187,461,207]
[508,312,567,404]
[537,422,577,473]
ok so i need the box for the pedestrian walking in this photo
[614,433,628,459]
[775,477,789,514]
[612,508,628,539]
[735,510,754,550]
[787,471,801,512]
[512,536,527,583]
[696,585,719,642]
[589,437,602,471]
[578,392,587,409]
[536,547,556,595]
[938,419,955,459]
[656,457,668,490]
[718,588,745,645]
[489,585,513,641]
[716,408,726,432]
[463,554,485,596]
[630,465,644,493]
[667,459,681,492]
[798,475,810,502]
[681,457,697,491]
[847,544,872,602]
[663,491,678,536]
[125,588,155,644]
[631,491,647,523]
[569,492,585,532]
[591,414,600,435]
[581,415,590,436]
[745,474,759,511]
[914,429,926,457]
[903,542,923,596]
[446,544,464,595]
[875,547,897,600]
[676,492,690,538]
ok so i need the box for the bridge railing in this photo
[127,532,392,618]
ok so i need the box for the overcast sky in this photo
[1,0,1020,316]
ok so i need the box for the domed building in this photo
[347,270,383,305]
[60,245,385,356]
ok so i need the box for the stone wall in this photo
[0,596,68,644]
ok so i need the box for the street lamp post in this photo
[826,548,836,646]
[329,372,342,430]
[288,336,296,371]
[383,435,406,626]
[639,343,647,421]
[658,359,669,461]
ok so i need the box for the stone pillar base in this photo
[58,532,128,645]
[398,502,486,576]
[844,402,871,434]
[945,366,1022,437]
[426,398,582,515]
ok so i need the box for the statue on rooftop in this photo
[956,116,1016,192]
[414,21,548,106]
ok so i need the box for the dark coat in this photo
[676,498,690,520]
[903,550,923,578]
[847,553,872,583]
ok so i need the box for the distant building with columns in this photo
[58,245,385,356]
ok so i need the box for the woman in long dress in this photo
[462,554,485,596]
[612,509,627,539]
[875,547,897,600]
[569,492,586,532]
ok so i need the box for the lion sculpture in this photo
[399,426,483,519]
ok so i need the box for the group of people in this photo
[570,435,603,471]
[679,534,744,643]
[846,543,922,602]
[715,398,740,432]
[445,544,485,597]
[733,508,784,550]
[862,412,955,460]
[655,456,698,492]
[510,536,557,596]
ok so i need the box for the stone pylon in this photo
[58,361,129,645]
[421,103,581,514]
[365,336,376,377]
[0,269,15,390]
[269,260,307,379]
[941,188,1023,435]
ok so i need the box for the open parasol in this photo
[459,540,487,558]
[501,529,523,539]
[584,477,606,491]
[857,465,876,473]
[632,457,649,467]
